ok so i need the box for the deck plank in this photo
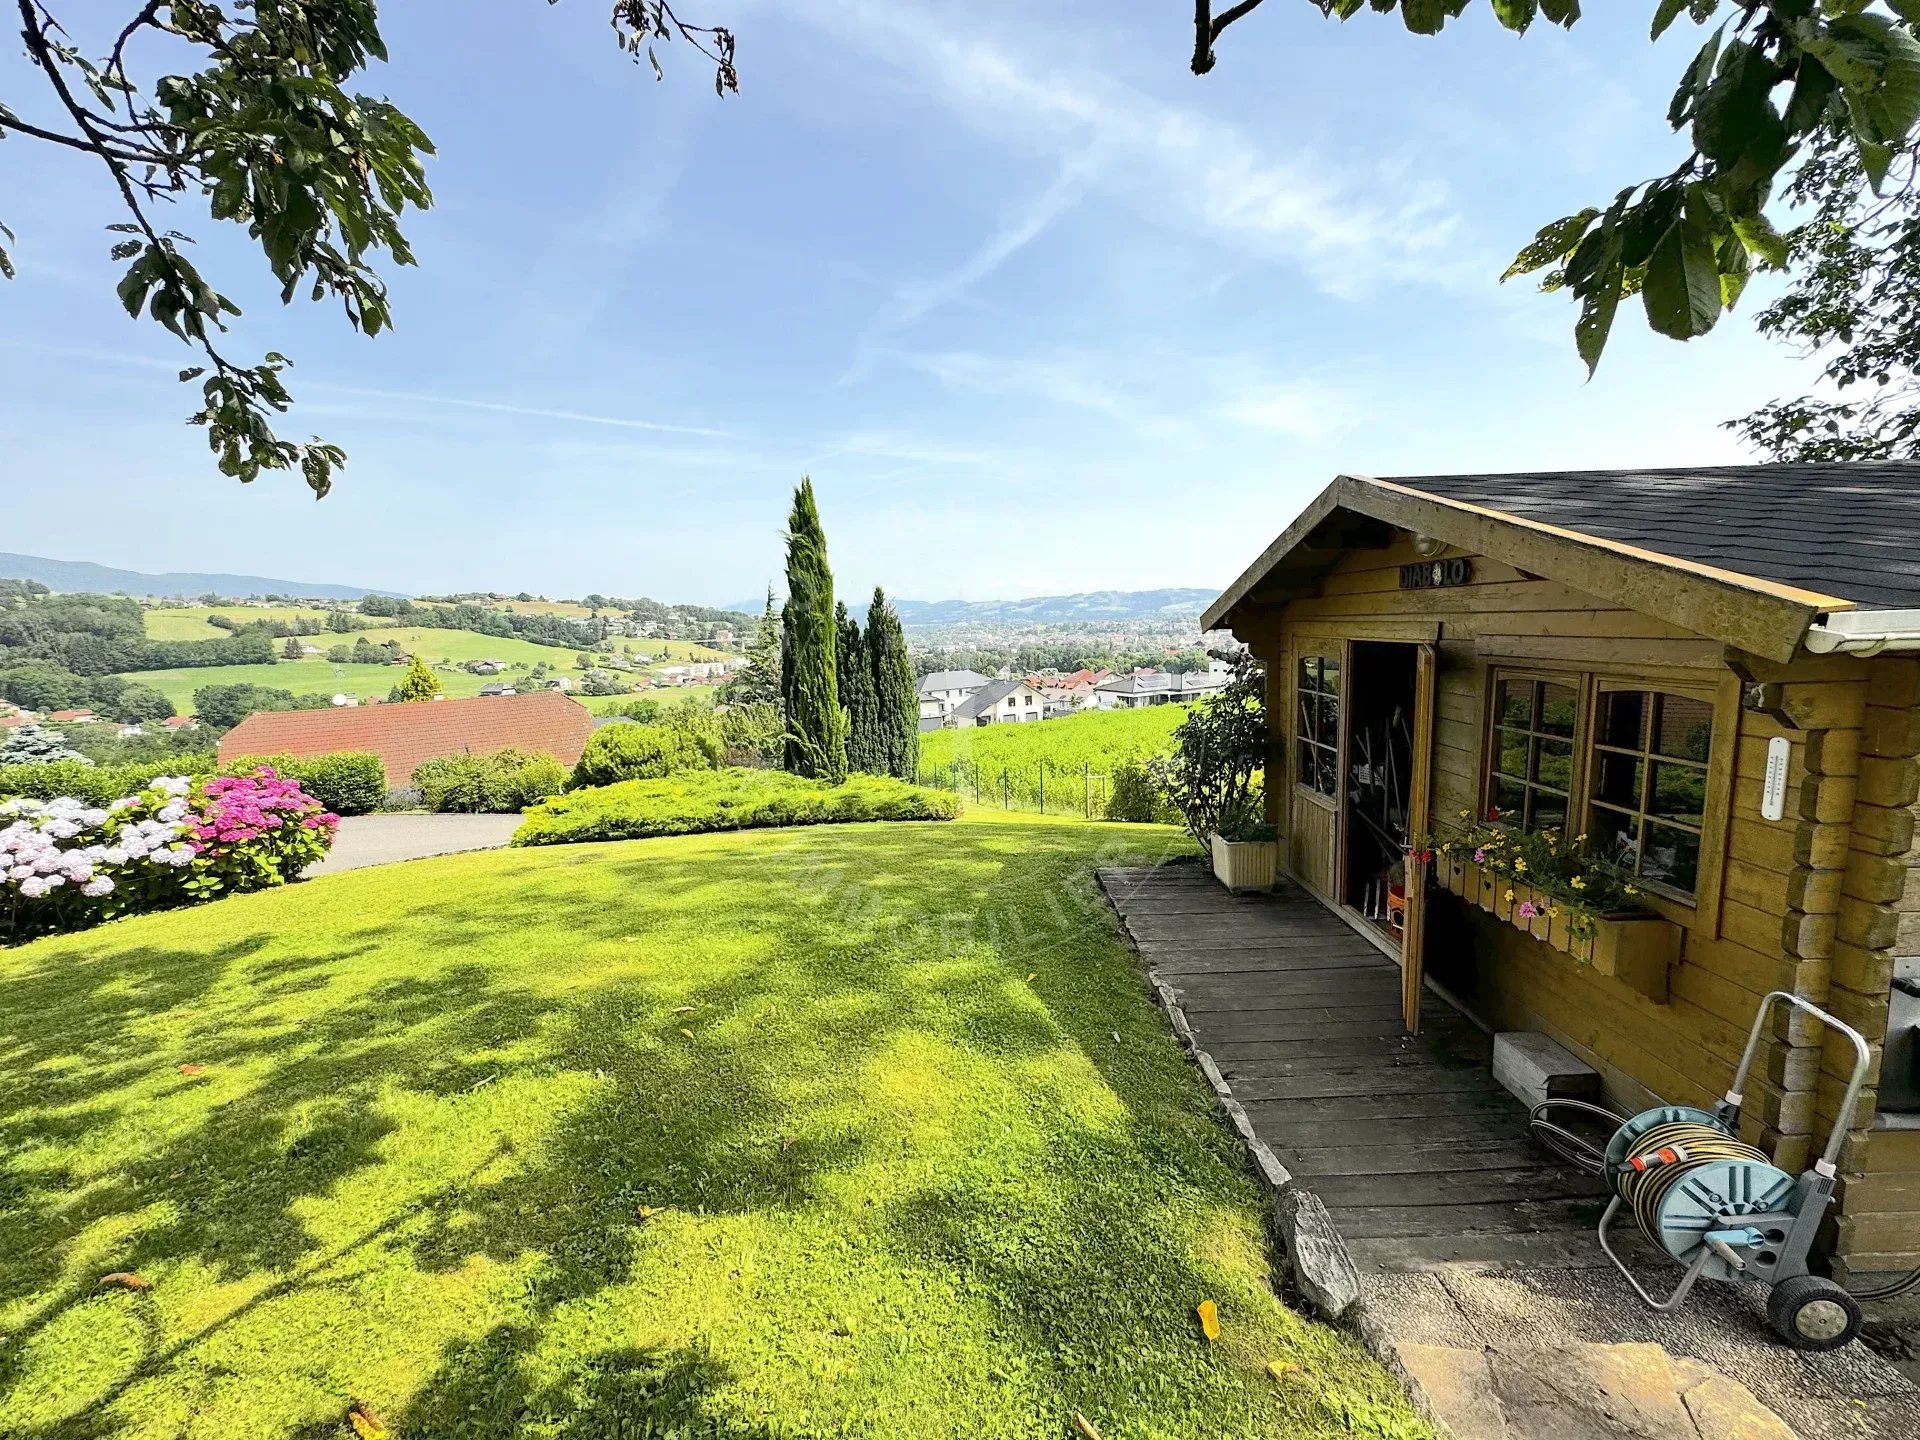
[1097,862,1607,1278]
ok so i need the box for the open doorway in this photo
[1342,641,1418,947]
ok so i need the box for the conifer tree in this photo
[719,588,782,708]
[837,601,880,773]
[866,587,919,780]
[779,477,848,781]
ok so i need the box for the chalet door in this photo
[1288,643,1344,899]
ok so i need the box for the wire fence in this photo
[915,758,1117,819]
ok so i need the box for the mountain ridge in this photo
[0,552,401,601]
[723,588,1218,625]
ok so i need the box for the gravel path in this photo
[304,813,522,877]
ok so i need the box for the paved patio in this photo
[1098,859,1920,1439]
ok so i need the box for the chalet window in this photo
[1587,687,1713,900]
[1486,674,1578,832]
[1295,654,1340,798]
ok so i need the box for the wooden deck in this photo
[1099,862,1616,1273]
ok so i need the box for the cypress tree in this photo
[720,587,782,708]
[836,601,879,772]
[866,586,918,780]
[779,477,848,781]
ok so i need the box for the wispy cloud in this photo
[797,0,1461,299]
[1217,378,1359,443]
[303,381,732,437]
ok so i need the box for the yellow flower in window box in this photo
[1570,875,1585,891]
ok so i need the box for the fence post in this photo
[1039,765,1045,815]
[1084,761,1090,819]
[1002,768,1009,809]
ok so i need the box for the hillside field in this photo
[918,704,1189,783]
[142,605,337,641]
[582,685,719,714]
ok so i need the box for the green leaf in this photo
[1669,29,1724,129]
[1651,0,1688,41]
[1692,41,1784,163]
[1731,211,1789,267]
[1539,0,1580,25]
[1491,0,1536,33]
[1784,56,1840,134]
[1504,207,1599,280]
[1716,234,1751,309]
[1401,0,1448,34]
[1643,216,1723,339]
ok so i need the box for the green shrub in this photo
[1105,761,1179,825]
[413,749,567,813]
[0,755,216,805]
[222,751,385,816]
[567,722,717,790]
[514,768,960,846]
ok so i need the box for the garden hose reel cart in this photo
[1534,990,1873,1351]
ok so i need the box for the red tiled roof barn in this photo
[217,692,593,787]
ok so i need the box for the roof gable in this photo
[1204,470,1873,663]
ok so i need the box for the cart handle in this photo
[1723,990,1870,1176]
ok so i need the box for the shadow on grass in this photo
[1,820,1257,1439]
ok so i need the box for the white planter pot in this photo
[1211,833,1278,893]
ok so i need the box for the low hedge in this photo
[0,755,217,805]
[223,752,386,816]
[513,768,961,846]
[412,748,567,813]
[567,722,718,790]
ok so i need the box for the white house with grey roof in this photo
[1092,671,1228,709]
[916,669,992,723]
[942,678,1045,728]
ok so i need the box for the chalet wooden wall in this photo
[1237,532,1918,1276]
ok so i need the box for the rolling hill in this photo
[729,589,1219,626]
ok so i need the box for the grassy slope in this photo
[142,608,337,642]
[0,818,1424,1440]
[580,685,718,714]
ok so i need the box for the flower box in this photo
[1211,833,1277,894]
[1441,857,1676,1003]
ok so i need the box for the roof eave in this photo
[1204,474,1855,665]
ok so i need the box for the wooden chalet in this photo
[1205,463,1920,1283]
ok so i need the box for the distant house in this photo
[545,676,575,693]
[466,659,507,676]
[478,682,518,698]
[713,627,735,645]
[916,669,991,723]
[1029,667,1112,716]
[48,708,96,723]
[944,678,1045,727]
[162,716,199,731]
[1093,672,1227,709]
[217,691,593,786]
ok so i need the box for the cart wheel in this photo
[1766,1274,1862,1351]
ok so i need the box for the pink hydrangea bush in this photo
[1,767,338,943]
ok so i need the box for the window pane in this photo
[1642,822,1701,894]
[1319,654,1340,695]
[1298,657,1319,696]
[1494,728,1530,780]
[1648,762,1707,827]
[1599,691,1647,751]
[1497,680,1533,727]
[1489,777,1526,825]
[1590,805,1639,871]
[1594,752,1645,811]
[1534,737,1575,792]
[1314,746,1337,796]
[1653,694,1713,763]
[1539,683,1577,738]
[1317,693,1339,741]
[1297,690,1319,743]
[1297,738,1315,786]
[1531,790,1568,833]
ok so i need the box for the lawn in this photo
[918,707,1193,815]
[0,817,1426,1440]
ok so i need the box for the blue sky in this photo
[0,0,1816,607]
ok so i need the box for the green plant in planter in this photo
[1150,652,1267,848]
[1215,797,1277,844]
[1435,813,1643,944]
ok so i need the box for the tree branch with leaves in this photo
[1,2,732,498]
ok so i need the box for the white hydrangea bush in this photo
[1,777,198,941]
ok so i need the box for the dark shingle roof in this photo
[949,679,1024,720]
[1390,463,1920,610]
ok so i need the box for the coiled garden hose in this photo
[1529,1098,1920,1301]
[1613,1119,1775,1248]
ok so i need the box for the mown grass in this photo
[0,818,1427,1440]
